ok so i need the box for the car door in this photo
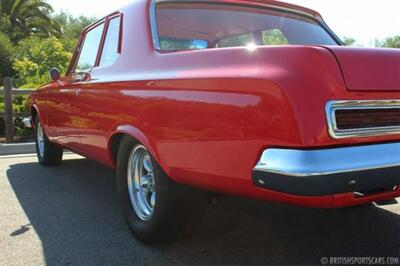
[54,21,106,152]
[74,15,122,162]
[44,77,81,149]
[47,21,104,153]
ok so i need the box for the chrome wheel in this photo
[127,145,156,221]
[37,121,45,158]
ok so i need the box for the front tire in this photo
[116,136,206,244]
[35,119,63,166]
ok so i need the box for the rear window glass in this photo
[155,3,337,51]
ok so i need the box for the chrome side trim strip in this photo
[254,142,400,177]
[326,100,400,139]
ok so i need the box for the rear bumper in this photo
[253,142,400,197]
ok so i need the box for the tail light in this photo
[326,100,400,139]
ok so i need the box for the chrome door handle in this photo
[73,72,91,82]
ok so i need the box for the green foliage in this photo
[0,32,14,83]
[13,36,72,87]
[0,1,96,139]
[53,12,97,39]
[0,95,30,137]
[375,35,400,48]
[262,29,289,45]
[12,95,30,137]
[343,37,356,46]
[53,12,97,52]
[8,11,96,88]
[0,0,61,43]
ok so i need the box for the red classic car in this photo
[26,0,400,244]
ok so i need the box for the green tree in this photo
[13,36,72,87]
[342,37,356,46]
[0,0,61,42]
[53,12,96,39]
[376,35,400,48]
[0,32,14,83]
[53,12,97,52]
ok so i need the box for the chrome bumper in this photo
[253,142,400,196]
[22,117,32,128]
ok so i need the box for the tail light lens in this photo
[336,108,400,130]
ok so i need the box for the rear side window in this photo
[100,16,121,67]
[76,23,105,72]
[154,2,337,51]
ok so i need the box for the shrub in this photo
[0,32,14,84]
[0,95,31,138]
[13,37,72,87]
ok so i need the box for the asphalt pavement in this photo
[1,154,399,265]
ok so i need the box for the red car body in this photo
[28,0,400,209]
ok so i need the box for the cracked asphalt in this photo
[1,154,399,265]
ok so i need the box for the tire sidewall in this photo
[116,136,206,244]
[116,138,161,241]
[35,118,45,164]
[34,117,63,166]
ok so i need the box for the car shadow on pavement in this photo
[7,158,400,265]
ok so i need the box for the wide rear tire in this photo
[35,118,63,166]
[116,136,206,244]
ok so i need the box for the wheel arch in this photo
[107,124,166,173]
[30,104,40,128]
[29,104,52,137]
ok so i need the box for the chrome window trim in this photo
[149,0,161,50]
[326,100,400,139]
[148,0,342,51]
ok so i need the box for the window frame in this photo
[98,13,124,67]
[68,12,123,76]
[74,20,106,73]
[149,0,343,52]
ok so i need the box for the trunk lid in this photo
[324,46,400,92]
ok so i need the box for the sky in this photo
[48,0,400,47]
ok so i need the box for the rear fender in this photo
[107,124,169,175]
